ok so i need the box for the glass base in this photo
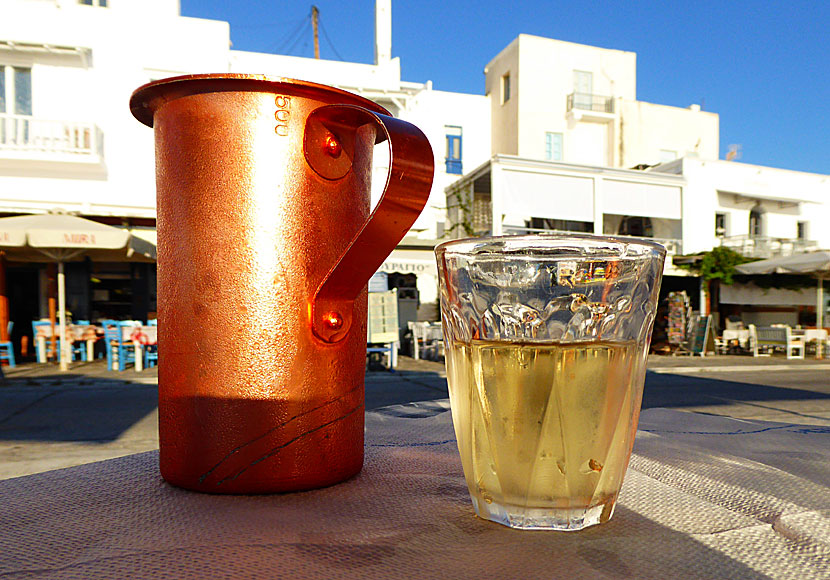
[471,496,616,531]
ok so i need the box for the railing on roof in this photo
[719,235,819,259]
[0,114,101,157]
[567,92,614,114]
[501,226,681,254]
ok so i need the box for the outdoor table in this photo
[792,329,829,359]
[121,325,157,372]
[1,406,827,579]
[721,328,750,351]
[34,323,99,363]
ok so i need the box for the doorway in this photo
[7,266,40,360]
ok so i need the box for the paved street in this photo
[1,354,829,481]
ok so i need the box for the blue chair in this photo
[69,321,90,362]
[144,343,158,369]
[0,321,15,368]
[137,322,158,369]
[33,321,59,363]
[102,320,137,371]
[33,320,88,363]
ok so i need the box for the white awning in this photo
[720,282,815,306]
[0,40,90,58]
[501,169,594,222]
[378,249,437,277]
[602,180,682,219]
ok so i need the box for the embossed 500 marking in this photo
[275,96,290,136]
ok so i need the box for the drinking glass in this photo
[435,234,665,530]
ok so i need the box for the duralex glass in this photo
[435,233,665,531]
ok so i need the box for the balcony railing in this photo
[502,226,681,254]
[719,235,819,259]
[0,114,101,157]
[567,92,614,114]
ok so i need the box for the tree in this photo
[678,247,756,314]
[698,247,755,286]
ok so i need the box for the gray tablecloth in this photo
[1,405,828,579]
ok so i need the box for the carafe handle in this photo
[303,105,433,343]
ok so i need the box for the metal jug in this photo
[130,74,433,493]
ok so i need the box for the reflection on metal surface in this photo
[131,74,433,493]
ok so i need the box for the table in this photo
[34,324,99,363]
[1,406,827,579]
[792,329,829,359]
[721,328,750,351]
[122,325,157,372]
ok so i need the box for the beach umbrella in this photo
[736,251,830,356]
[0,213,156,370]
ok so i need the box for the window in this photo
[528,217,592,233]
[618,216,653,238]
[749,205,764,238]
[659,149,677,163]
[573,70,593,109]
[797,221,808,240]
[545,132,563,161]
[715,213,727,237]
[501,73,511,104]
[445,126,462,175]
[1,66,32,145]
[0,66,32,115]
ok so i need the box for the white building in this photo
[484,35,719,168]
[1,0,828,349]
[0,0,489,339]
[447,34,830,326]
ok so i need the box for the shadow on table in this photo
[365,369,448,411]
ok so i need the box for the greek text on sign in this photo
[381,262,430,273]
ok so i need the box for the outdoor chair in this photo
[0,321,15,368]
[141,326,158,369]
[69,322,89,362]
[102,320,137,371]
[32,320,87,363]
[750,324,805,359]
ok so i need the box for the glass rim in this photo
[434,232,668,258]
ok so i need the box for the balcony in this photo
[502,225,681,255]
[566,92,615,123]
[719,235,818,259]
[0,114,103,163]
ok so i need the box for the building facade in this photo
[449,34,830,327]
[1,0,828,352]
[0,0,489,344]
[484,34,719,168]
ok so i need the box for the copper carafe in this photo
[130,74,433,493]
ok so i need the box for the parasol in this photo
[736,251,830,356]
[0,213,156,370]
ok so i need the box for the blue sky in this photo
[180,1,829,175]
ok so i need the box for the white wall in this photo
[401,88,490,236]
[663,156,830,255]
[230,51,402,92]
[484,37,519,156]
[0,0,490,243]
[0,0,230,217]
[514,35,634,163]
[620,100,719,167]
[484,34,721,172]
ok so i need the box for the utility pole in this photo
[311,6,320,59]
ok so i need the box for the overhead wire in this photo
[269,14,310,54]
[318,15,344,61]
